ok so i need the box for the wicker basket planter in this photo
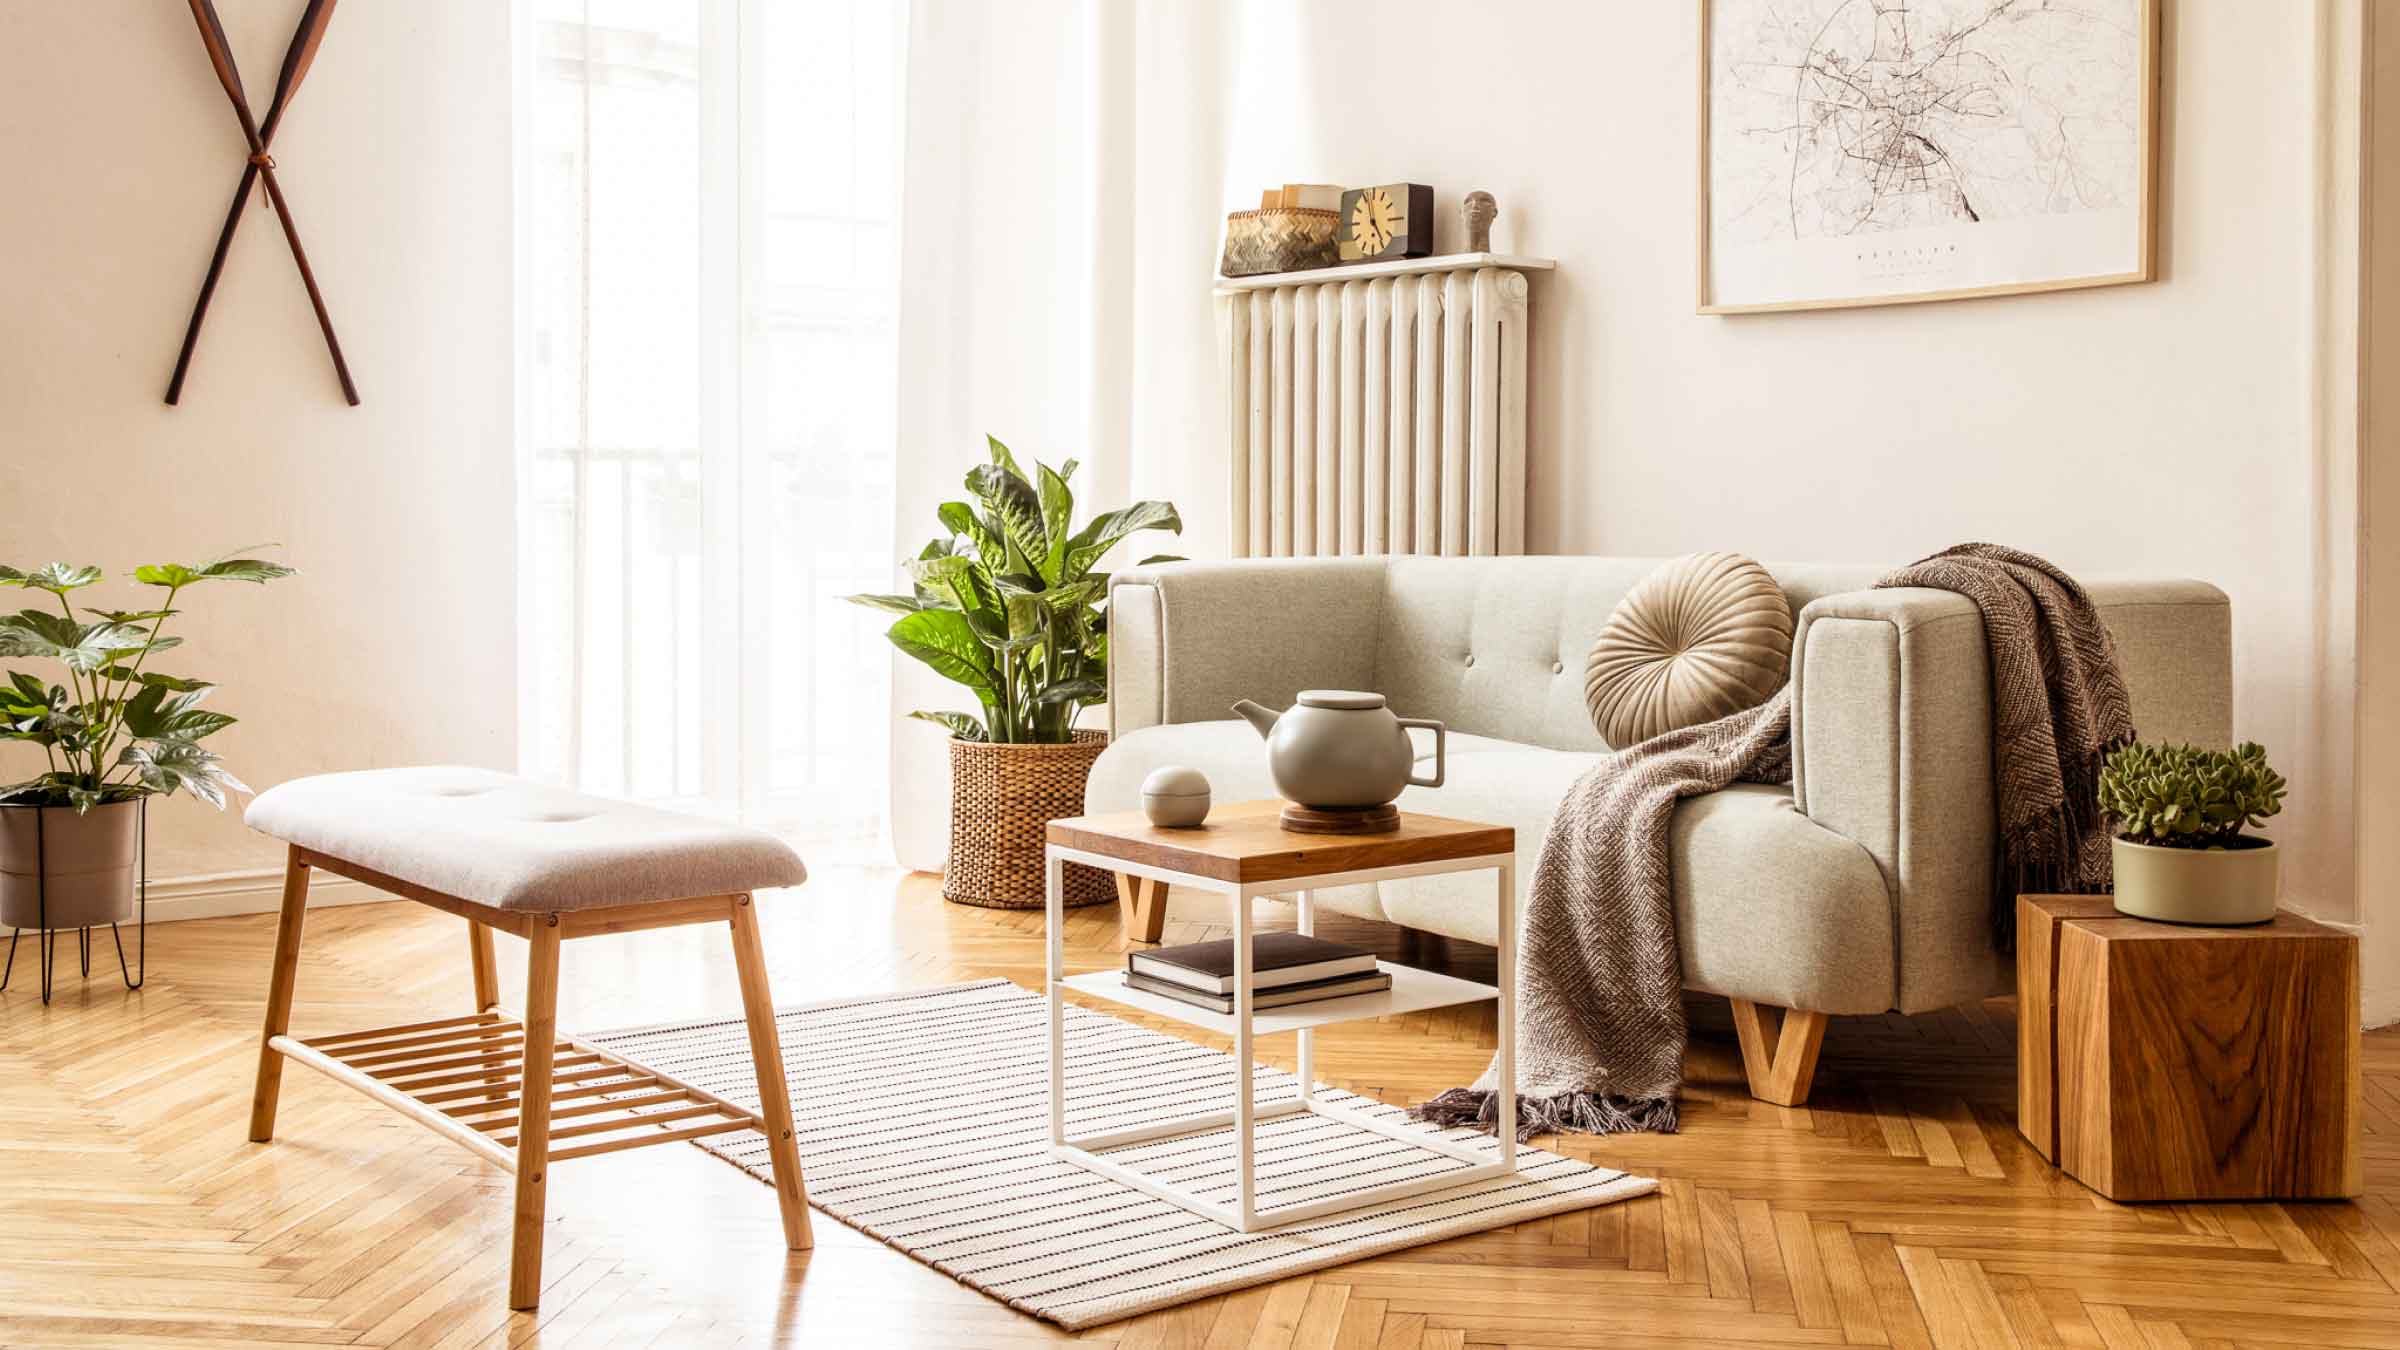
[944,731,1114,909]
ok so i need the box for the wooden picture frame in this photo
[1697,0,2159,315]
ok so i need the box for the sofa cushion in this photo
[1087,724,1898,1013]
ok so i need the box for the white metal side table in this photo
[1044,799,1516,1233]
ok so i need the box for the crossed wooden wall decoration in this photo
[165,0,358,407]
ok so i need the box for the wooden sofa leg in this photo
[508,925,562,1311]
[1116,874,1168,944]
[1729,999,1828,1107]
[248,847,313,1143]
[729,895,814,1250]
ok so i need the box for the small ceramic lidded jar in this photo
[1140,766,1212,828]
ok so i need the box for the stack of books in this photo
[1124,932,1389,1014]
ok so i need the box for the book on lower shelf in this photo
[1127,931,1377,994]
[1122,968,1393,1014]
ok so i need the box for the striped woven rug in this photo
[588,978,1655,1329]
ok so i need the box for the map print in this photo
[1706,0,2148,307]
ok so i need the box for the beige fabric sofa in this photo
[1087,556,2231,1101]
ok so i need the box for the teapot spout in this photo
[1231,699,1280,739]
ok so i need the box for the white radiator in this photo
[1216,255,1546,558]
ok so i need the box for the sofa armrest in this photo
[1789,588,1998,1013]
[1107,558,1390,737]
[1788,580,2234,1014]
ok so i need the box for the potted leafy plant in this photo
[2097,740,2287,925]
[0,553,294,931]
[851,438,1179,908]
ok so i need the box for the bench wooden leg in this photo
[465,921,510,1103]
[729,895,813,1250]
[248,847,313,1143]
[1116,874,1168,944]
[468,920,499,1012]
[1729,999,1828,1107]
[508,924,562,1310]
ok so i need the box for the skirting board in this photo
[143,868,387,924]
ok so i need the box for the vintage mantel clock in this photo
[1336,183,1434,262]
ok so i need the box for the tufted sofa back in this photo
[1106,555,2230,756]
[1370,557,1879,752]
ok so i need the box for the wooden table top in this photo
[2018,894,2356,945]
[1046,799,1515,885]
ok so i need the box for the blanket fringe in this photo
[1411,1087,1679,1141]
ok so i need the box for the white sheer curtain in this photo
[519,0,906,859]
[885,0,1256,869]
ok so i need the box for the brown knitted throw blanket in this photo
[1416,543,2133,1139]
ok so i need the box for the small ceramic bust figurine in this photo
[1463,191,1498,253]
[1140,766,1212,828]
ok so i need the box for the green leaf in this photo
[133,563,204,588]
[1036,459,1075,581]
[1059,501,1183,581]
[985,434,1026,479]
[118,738,248,809]
[196,556,296,583]
[845,593,924,616]
[907,710,987,741]
[967,463,1047,577]
[991,572,1048,596]
[94,667,213,691]
[904,553,978,594]
[6,671,44,704]
[1029,677,1106,707]
[84,608,177,623]
[0,611,152,672]
[1005,592,1043,643]
[2,562,103,594]
[116,684,170,737]
[1035,578,1102,612]
[1135,554,1186,567]
[886,609,999,691]
[134,547,294,589]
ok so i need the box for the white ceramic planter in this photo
[2110,835,2279,926]
[0,800,140,929]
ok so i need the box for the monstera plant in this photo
[2098,740,2288,927]
[850,437,1180,909]
[0,551,294,933]
[849,437,1181,745]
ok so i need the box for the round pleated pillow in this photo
[1584,552,1794,748]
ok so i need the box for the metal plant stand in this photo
[0,798,147,1005]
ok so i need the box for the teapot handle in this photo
[1399,718,1447,789]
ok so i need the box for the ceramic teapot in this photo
[1230,691,1447,809]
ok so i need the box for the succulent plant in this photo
[2097,740,2285,849]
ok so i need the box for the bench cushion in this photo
[245,767,807,911]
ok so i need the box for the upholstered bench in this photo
[241,766,813,1310]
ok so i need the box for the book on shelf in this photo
[1128,932,1377,995]
[1123,968,1392,1014]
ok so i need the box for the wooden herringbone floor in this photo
[1,865,2394,1348]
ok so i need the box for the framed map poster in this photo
[1699,0,2158,314]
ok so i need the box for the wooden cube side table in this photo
[2017,894,2361,1202]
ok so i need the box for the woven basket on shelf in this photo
[1219,207,1339,277]
[944,731,1114,910]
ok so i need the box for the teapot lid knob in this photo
[1295,689,1387,710]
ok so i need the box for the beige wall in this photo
[0,3,514,901]
[1115,0,2364,926]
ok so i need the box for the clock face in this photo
[1349,188,1400,256]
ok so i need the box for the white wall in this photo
[0,2,515,905]
[1099,0,2362,925]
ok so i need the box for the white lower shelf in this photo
[1059,963,1498,1036]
